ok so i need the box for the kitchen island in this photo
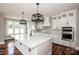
[14,33,53,55]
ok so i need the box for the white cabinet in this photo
[15,39,52,55]
[67,10,76,27]
[52,15,62,29]
[15,40,29,55]
[37,40,52,55]
[61,12,68,26]
[52,9,79,49]
[52,16,58,29]
[57,15,62,29]
[43,17,51,26]
[61,10,76,27]
[52,10,76,30]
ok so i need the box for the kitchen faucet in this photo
[30,30,36,36]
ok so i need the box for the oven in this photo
[62,27,74,41]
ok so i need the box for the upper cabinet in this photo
[52,16,57,29]
[52,9,77,29]
[57,15,62,29]
[43,17,51,26]
[52,15,62,29]
[67,10,76,27]
[61,10,76,27]
[61,12,68,26]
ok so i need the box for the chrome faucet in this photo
[30,30,35,36]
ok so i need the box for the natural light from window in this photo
[6,19,26,40]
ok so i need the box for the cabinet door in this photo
[52,16,57,29]
[37,40,52,55]
[61,12,68,26]
[68,10,76,27]
[57,15,62,29]
[43,17,50,26]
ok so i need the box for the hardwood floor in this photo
[13,47,23,55]
[0,43,79,55]
[52,43,79,55]
[0,44,22,55]
[0,44,6,55]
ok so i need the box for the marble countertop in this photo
[14,33,53,49]
[0,35,14,40]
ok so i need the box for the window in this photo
[6,19,26,40]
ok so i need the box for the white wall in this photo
[75,9,79,49]
[0,13,6,42]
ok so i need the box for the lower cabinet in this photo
[14,41,28,55]
[15,39,52,55]
[36,40,52,55]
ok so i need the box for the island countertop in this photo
[14,33,53,49]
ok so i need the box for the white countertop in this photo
[0,35,13,39]
[14,33,53,49]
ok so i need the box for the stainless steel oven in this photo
[62,27,74,41]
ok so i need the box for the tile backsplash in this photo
[42,26,61,34]
[43,26,52,33]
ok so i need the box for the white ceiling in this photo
[0,3,79,20]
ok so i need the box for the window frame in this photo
[6,18,27,36]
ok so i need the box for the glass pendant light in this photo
[20,12,26,24]
[31,3,44,22]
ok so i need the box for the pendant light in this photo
[31,3,44,22]
[20,12,26,24]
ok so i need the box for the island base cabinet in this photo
[15,39,52,55]
[14,41,30,55]
[37,40,52,55]
[29,40,52,55]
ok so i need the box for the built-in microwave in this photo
[62,27,74,41]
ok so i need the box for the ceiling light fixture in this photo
[20,12,26,24]
[31,3,44,22]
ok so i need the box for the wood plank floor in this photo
[0,43,79,55]
[52,43,79,55]
[0,44,22,55]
